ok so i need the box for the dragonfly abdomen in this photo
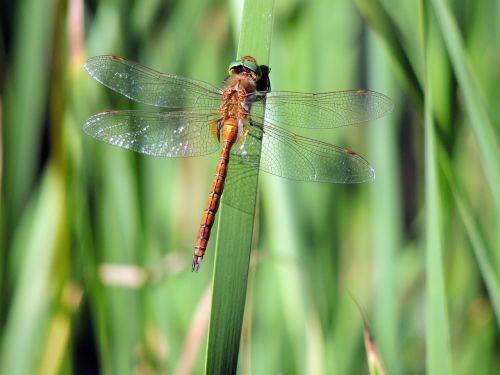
[192,119,240,271]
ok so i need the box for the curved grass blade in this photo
[430,0,500,216]
[440,156,500,327]
[354,0,424,110]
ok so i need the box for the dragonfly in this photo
[84,55,392,271]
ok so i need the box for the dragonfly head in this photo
[228,56,271,92]
[228,56,262,81]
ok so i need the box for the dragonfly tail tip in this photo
[191,255,204,272]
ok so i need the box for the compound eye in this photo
[241,57,261,79]
[227,60,241,74]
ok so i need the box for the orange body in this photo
[192,59,259,271]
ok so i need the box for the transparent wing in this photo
[231,120,375,184]
[85,55,222,109]
[223,160,260,215]
[222,124,264,214]
[83,110,220,157]
[251,89,393,129]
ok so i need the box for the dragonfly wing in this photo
[251,89,393,129]
[85,55,222,109]
[222,115,376,213]
[222,122,263,214]
[255,121,374,183]
[223,161,260,215]
[83,110,220,157]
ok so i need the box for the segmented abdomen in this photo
[192,136,233,271]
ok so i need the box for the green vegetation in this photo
[1,0,498,374]
[206,2,274,374]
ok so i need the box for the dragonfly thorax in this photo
[218,72,256,145]
[219,73,257,117]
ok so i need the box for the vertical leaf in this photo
[423,3,453,373]
[2,0,54,223]
[367,30,401,375]
[204,1,275,374]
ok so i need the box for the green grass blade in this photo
[430,0,500,216]
[439,155,500,327]
[367,30,401,375]
[235,0,274,63]
[204,1,275,374]
[452,181,500,327]
[355,0,424,110]
[424,6,452,373]
[0,166,66,375]
[424,77,453,375]
[2,0,54,224]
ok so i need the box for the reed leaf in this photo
[204,1,275,374]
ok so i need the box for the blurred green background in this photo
[1,0,499,374]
